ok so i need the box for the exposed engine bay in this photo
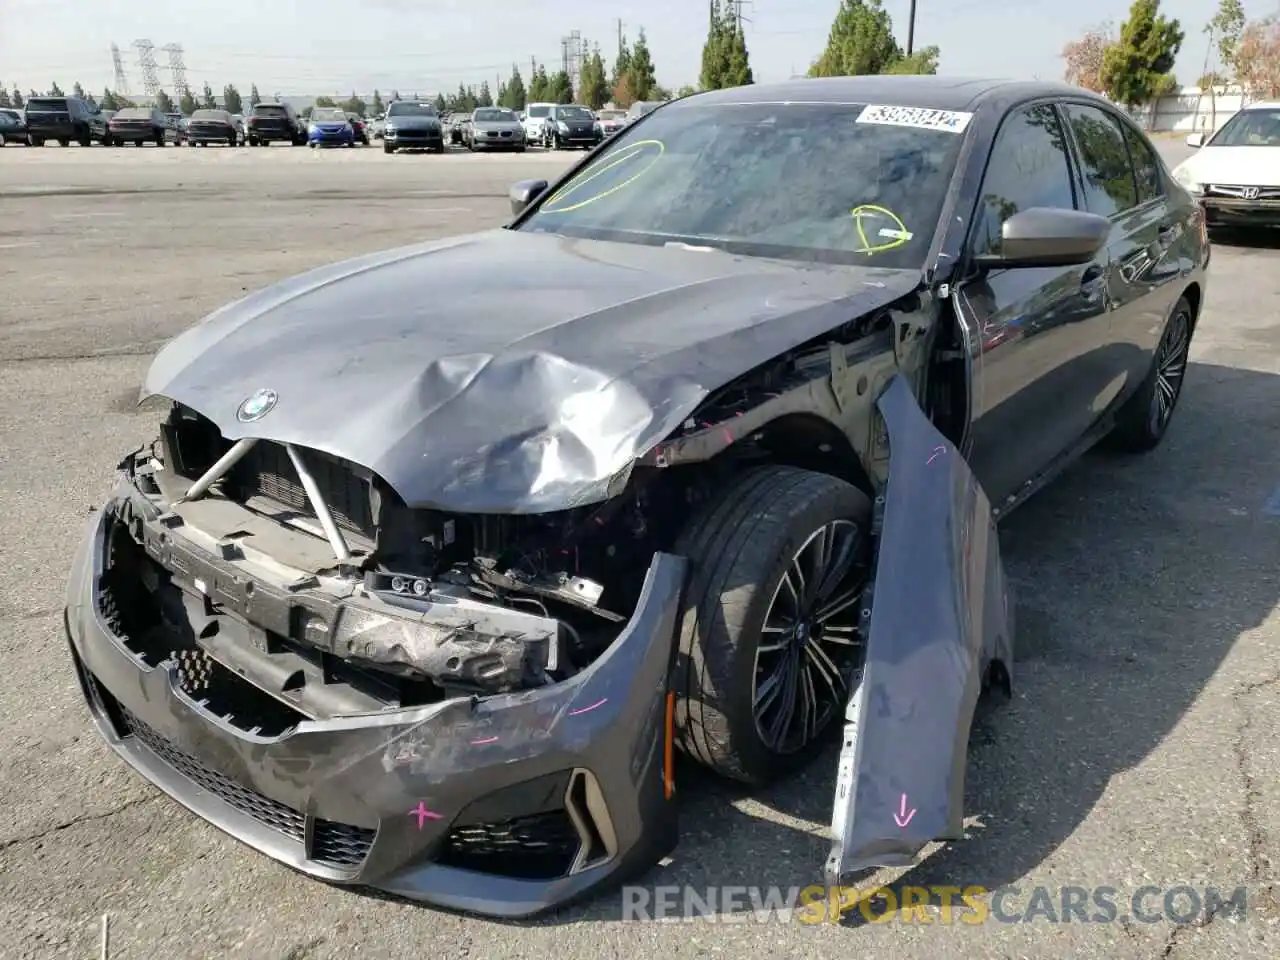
[107,308,899,714]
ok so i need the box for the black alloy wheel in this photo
[1110,295,1194,452]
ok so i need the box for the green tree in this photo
[477,81,493,107]
[676,84,698,98]
[612,36,633,91]
[249,84,261,107]
[223,84,242,114]
[100,88,116,110]
[1207,0,1246,78]
[371,89,384,115]
[301,106,313,119]
[529,64,551,102]
[11,89,23,108]
[548,70,573,103]
[158,89,177,114]
[503,65,527,110]
[314,95,336,107]
[343,91,366,116]
[809,0,901,76]
[701,0,752,88]
[178,87,197,114]
[577,47,609,108]
[200,82,216,109]
[1100,0,1184,108]
[0,88,10,108]
[72,81,87,100]
[883,46,940,74]
[625,29,659,101]
[434,92,447,111]
[50,81,65,96]
[390,89,402,102]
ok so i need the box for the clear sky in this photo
[1,0,1274,99]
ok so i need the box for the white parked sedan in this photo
[1172,101,1280,231]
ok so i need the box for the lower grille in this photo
[88,672,376,870]
[439,811,582,880]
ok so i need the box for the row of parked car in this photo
[0,94,665,153]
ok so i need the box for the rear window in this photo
[253,104,288,117]
[26,98,68,112]
[115,108,151,120]
[191,109,231,122]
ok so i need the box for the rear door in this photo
[1061,103,1187,393]
[957,101,1116,507]
[826,375,1013,885]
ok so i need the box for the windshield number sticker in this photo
[856,104,973,134]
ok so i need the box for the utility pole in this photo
[617,18,624,54]
[907,0,917,55]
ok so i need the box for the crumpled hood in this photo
[1175,145,1280,186]
[142,229,920,513]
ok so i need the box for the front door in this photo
[957,102,1116,508]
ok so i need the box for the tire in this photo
[78,133,92,147]
[383,144,395,154]
[1109,294,1194,452]
[155,133,165,147]
[32,136,45,146]
[59,138,70,147]
[674,465,872,784]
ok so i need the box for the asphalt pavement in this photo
[0,140,1277,959]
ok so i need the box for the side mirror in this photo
[972,208,1111,270]
[509,179,548,216]
[1185,131,1205,148]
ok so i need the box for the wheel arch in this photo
[1181,281,1203,334]
[721,412,877,502]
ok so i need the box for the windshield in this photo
[253,104,288,117]
[387,102,437,117]
[311,107,347,123]
[1208,108,1280,147]
[0,109,18,121]
[519,101,968,268]
[25,98,68,112]
[557,106,593,121]
[527,105,551,118]
[474,108,515,122]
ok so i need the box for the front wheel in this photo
[59,138,70,147]
[674,465,872,784]
[383,144,395,154]
[1109,295,1194,452]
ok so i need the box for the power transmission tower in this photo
[560,30,585,96]
[133,39,162,98]
[110,43,131,95]
[729,0,754,28]
[162,43,189,96]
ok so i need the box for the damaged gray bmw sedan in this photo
[64,76,1209,917]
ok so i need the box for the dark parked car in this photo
[186,109,245,146]
[107,107,169,147]
[65,76,1208,919]
[247,102,306,146]
[541,103,601,149]
[465,106,526,151]
[0,107,26,145]
[382,100,445,153]
[24,95,109,146]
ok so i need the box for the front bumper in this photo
[384,129,444,149]
[309,131,353,145]
[472,133,525,149]
[64,487,684,917]
[1202,196,1280,227]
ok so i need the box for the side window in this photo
[1120,123,1162,202]
[1061,103,1139,217]
[972,103,1076,256]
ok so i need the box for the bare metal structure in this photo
[110,43,131,95]
[162,43,189,97]
[133,39,163,97]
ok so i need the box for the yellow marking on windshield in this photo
[542,139,666,214]
[850,204,910,255]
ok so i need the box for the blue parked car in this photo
[307,106,354,147]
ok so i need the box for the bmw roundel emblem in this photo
[236,388,278,422]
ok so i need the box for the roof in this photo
[678,76,1106,113]
[1242,100,1280,110]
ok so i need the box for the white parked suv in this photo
[522,102,555,143]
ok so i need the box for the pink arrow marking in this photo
[408,801,444,829]
[893,793,917,828]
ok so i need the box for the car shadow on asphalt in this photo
[360,360,1279,928]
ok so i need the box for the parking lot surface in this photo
[1,143,1278,959]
